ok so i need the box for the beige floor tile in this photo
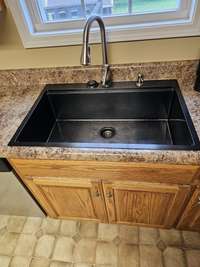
[140,227,159,245]
[22,217,42,234]
[7,216,26,233]
[96,242,118,266]
[10,256,31,267]
[30,257,50,267]
[73,239,96,263]
[163,247,185,267]
[119,244,139,267]
[113,236,121,246]
[0,226,7,236]
[34,234,55,258]
[2,214,200,267]
[14,234,37,256]
[159,229,182,247]
[98,224,118,242]
[0,255,11,267]
[73,233,82,243]
[42,218,60,235]
[35,228,44,239]
[50,261,73,267]
[60,220,77,237]
[186,249,200,267]
[156,239,166,251]
[119,225,138,244]
[182,231,200,248]
[52,236,75,262]
[140,245,163,267]
[79,221,98,239]
[0,215,9,230]
[0,232,19,255]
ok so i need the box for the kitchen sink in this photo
[9,80,200,150]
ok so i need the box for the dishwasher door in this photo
[0,159,44,217]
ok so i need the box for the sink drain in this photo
[100,127,116,139]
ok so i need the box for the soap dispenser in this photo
[194,61,200,92]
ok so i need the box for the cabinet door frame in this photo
[177,187,200,231]
[30,176,108,222]
[102,180,191,228]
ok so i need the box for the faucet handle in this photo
[87,80,99,88]
[136,73,144,88]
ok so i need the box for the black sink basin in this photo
[9,80,200,150]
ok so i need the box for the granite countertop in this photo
[1,60,200,165]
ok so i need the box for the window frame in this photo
[5,0,200,48]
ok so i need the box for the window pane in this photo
[112,0,129,15]
[37,0,179,22]
[38,0,84,21]
[132,0,179,13]
[85,0,117,16]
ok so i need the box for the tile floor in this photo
[0,215,200,267]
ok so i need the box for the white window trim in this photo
[5,0,200,48]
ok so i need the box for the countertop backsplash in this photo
[0,60,198,88]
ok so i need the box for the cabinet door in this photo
[177,188,200,231]
[31,177,107,222]
[103,181,190,228]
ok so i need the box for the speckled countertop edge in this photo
[1,60,200,165]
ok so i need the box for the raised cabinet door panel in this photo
[177,189,200,231]
[32,177,107,222]
[103,181,190,228]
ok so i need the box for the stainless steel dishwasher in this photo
[0,159,44,217]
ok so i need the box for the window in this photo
[38,0,179,22]
[5,0,200,48]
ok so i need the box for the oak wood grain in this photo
[0,0,5,11]
[177,188,200,231]
[32,177,107,221]
[9,159,199,185]
[23,179,57,218]
[8,158,195,227]
[103,180,191,227]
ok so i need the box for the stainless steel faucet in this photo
[81,16,112,88]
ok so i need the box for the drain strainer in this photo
[100,127,116,139]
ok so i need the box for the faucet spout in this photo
[81,16,112,87]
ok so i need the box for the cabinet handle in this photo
[95,190,100,197]
[106,191,113,198]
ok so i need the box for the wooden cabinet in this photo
[9,158,196,228]
[9,159,200,185]
[27,177,107,222]
[0,0,5,11]
[102,181,190,228]
[177,188,200,231]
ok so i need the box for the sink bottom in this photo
[46,119,191,149]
